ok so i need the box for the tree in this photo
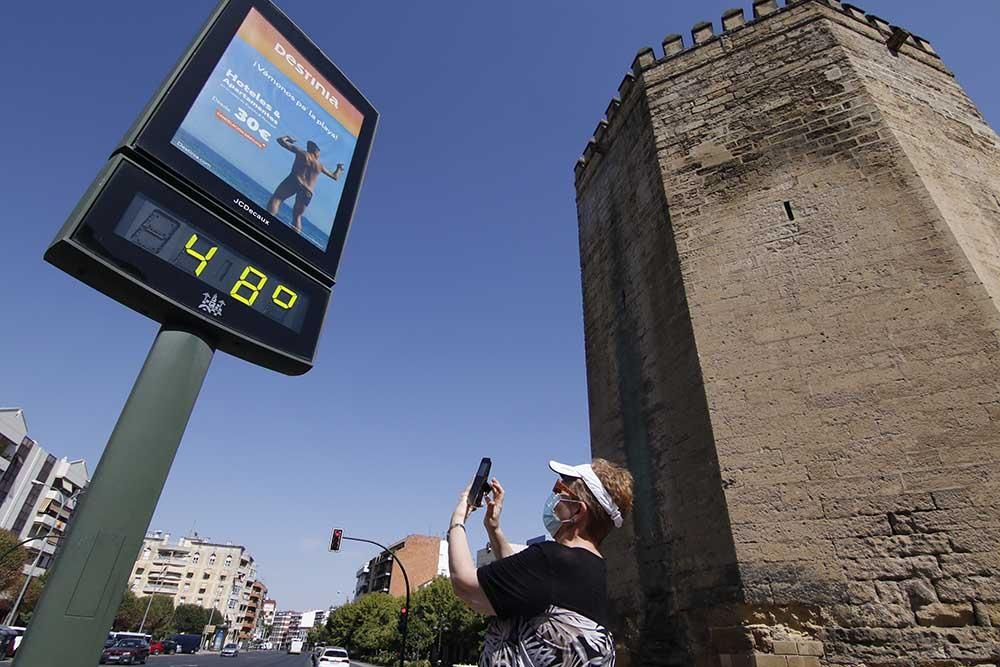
[324,579,486,666]
[173,603,220,634]
[133,595,174,637]
[114,591,143,631]
[410,577,485,665]
[307,624,332,646]
[13,572,48,625]
[326,593,398,660]
[0,529,31,613]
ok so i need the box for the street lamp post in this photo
[5,483,83,625]
[339,536,412,667]
[436,623,449,666]
[137,564,170,634]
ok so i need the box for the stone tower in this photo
[573,1,1000,665]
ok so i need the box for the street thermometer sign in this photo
[45,0,378,374]
[19,2,377,665]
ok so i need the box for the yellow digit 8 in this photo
[272,285,298,310]
[184,234,217,277]
[230,266,268,306]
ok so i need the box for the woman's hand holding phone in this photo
[484,478,504,532]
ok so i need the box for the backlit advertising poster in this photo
[170,8,364,252]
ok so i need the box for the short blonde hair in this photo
[565,458,634,543]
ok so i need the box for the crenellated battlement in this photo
[573,0,941,184]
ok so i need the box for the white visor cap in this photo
[549,460,623,528]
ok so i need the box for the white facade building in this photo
[0,408,90,575]
[127,531,259,642]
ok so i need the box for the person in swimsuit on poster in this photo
[267,135,345,235]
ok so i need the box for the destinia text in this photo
[274,42,340,110]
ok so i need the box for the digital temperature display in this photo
[114,194,309,332]
[46,156,329,374]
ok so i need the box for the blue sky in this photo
[3,1,999,611]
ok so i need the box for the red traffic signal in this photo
[398,606,408,634]
[330,528,344,552]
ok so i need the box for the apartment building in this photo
[127,531,259,637]
[474,541,529,568]
[354,534,449,599]
[0,408,89,575]
[270,610,301,649]
[238,579,267,645]
[255,598,276,641]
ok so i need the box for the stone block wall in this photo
[574,1,1000,665]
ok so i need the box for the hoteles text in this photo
[274,42,340,110]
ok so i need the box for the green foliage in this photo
[135,595,174,637]
[325,577,485,666]
[0,529,31,597]
[173,603,219,634]
[13,572,48,625]
[113,590,143,631]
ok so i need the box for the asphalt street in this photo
[99,650,362,667]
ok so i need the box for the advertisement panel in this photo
[135,0,378,284]
[171,8,363,253]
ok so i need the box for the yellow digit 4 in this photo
[184,234,218,277]
[272,285,298,310]
[230,266,268,306]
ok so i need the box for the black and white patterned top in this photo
[476,542,615,666]
[479,605,616,667]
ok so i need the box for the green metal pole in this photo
[14,327,214,666]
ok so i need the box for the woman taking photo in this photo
[448,458,634,666]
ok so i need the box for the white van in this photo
[288,639,304,654]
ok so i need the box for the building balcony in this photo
[153,557,188,567]
[33,514,58,529]
[143,583,179,594]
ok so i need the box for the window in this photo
[225,555,232,567]
[203,573,210,580]
[220,575,227,581]
[228,599,237,609]
[136,568,144,575]
[199,588,207,594]
[192,552,200,564]
[184,583,191,591]
[209,554,217,566]
[142,548,151,560]
[186,572,193,579]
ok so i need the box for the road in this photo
[102,651,366,667]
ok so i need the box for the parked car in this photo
[221,643,239,657]
[99,638,150,664]
[0,626,19,659]
[318,647,350,665]
[149,639,177,654]
[172,633,202,654]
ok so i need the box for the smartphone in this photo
[468,457,492,508]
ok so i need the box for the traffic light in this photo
[330,528,344,552]
[398,606,408,635]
